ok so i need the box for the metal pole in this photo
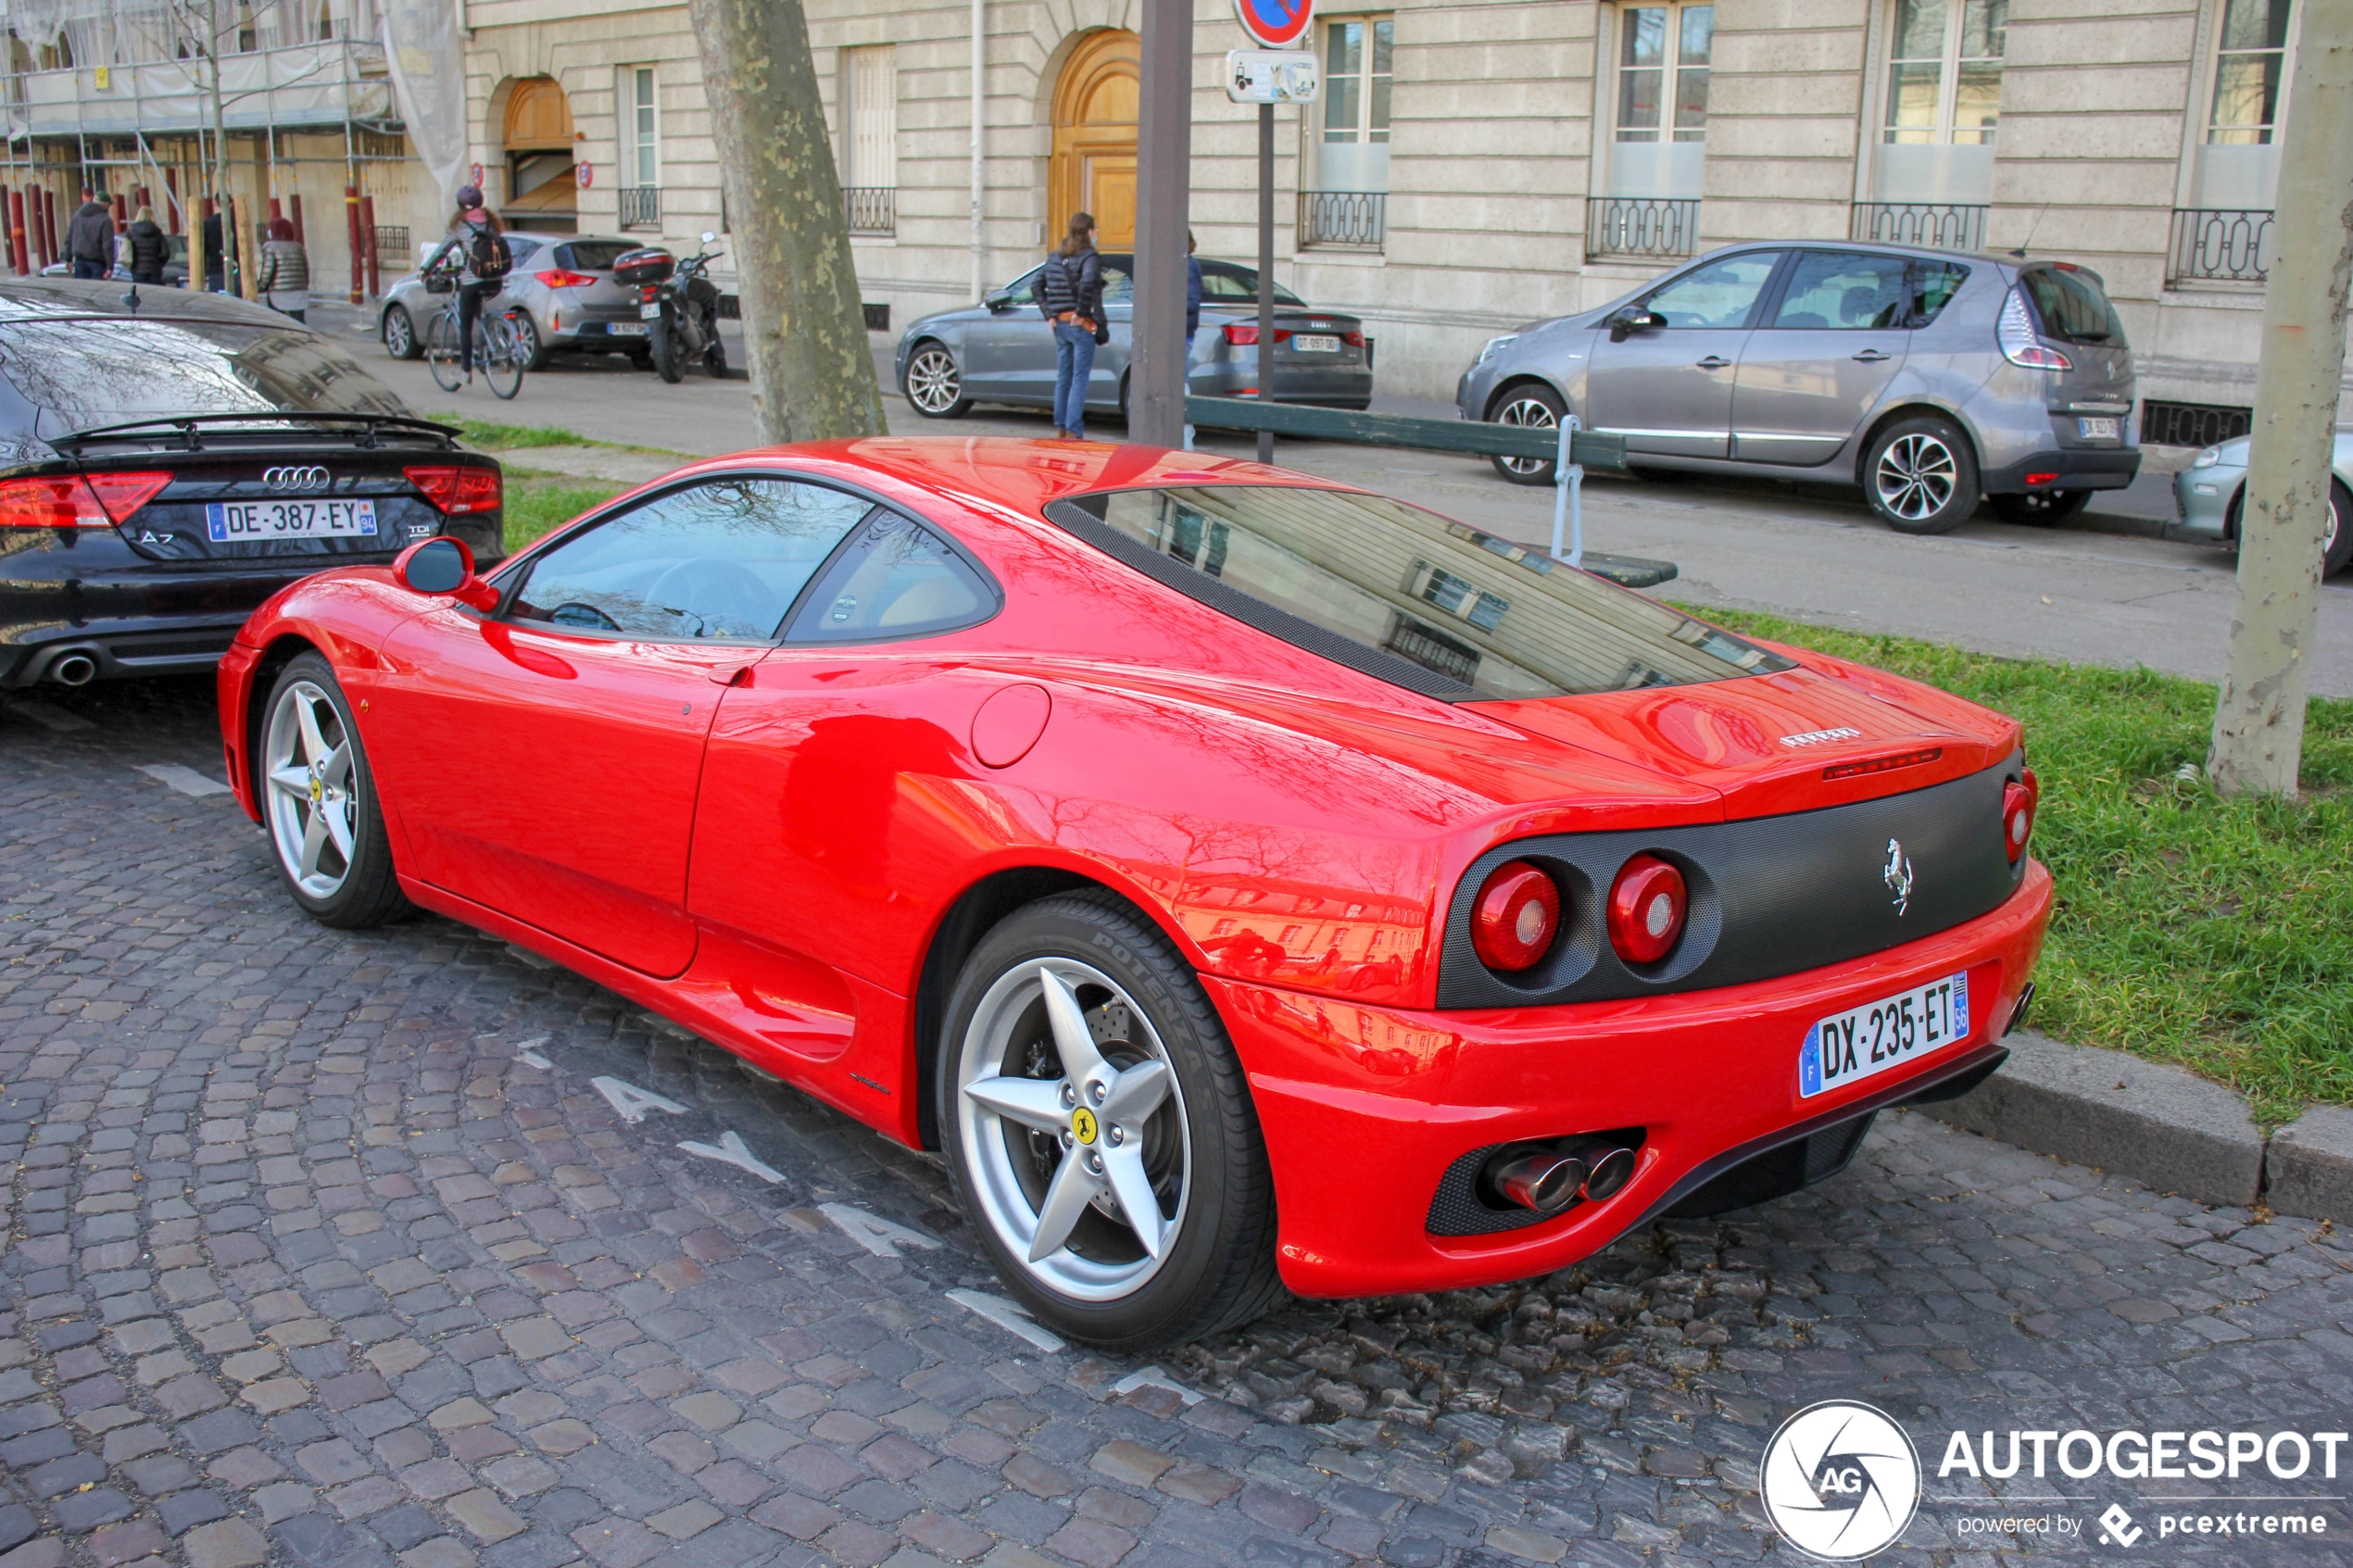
[1255,100,1272,466]
[1132,0,1194,447]
[1549,414,1585,569]
[968,0,984,303]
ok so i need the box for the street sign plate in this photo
[1226,49,1321,105]
[1234,0,1314,49]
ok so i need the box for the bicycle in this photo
[421,271,526,400]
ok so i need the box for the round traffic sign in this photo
[576,161,593,189]
[1234,0,1314,49]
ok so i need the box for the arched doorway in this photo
[502,76,576,232]
[1051,30,1138,250]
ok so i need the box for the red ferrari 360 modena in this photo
[218,437,2049,1349]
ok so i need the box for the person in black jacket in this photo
[66,196,116,280]
[1038,212,1101,440]
[125,207,170,285]
[201,208,225,292]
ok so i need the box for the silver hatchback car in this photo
[379,233,657,372]
[1455,240,2140,534]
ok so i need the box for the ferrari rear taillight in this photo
[403,465,503,516]
[0,470,170,528]
[1607,855,1687,966]
[1470,859,1560,972]
[2003,770,2039,863]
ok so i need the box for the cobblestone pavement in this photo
[5,679,2351,1568]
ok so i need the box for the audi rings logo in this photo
[1761,1400,1922,1561]
[263,466,333,492]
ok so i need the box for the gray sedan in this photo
[895,254,1373,420]
[378,233,655,371]
[1456,240,2141,536]
[2174,430,2353,578]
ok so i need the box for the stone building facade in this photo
[447,1,2329,431]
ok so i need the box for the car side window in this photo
[1770,252,1912,330]
[1101,266,1134,304]
[1910,261,1969,326]
[508,478,875,641]
[786,511,994,643]
[1000,270,1041,308]
[1641,253,1781,329]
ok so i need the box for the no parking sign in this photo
[1234,0,1313,48]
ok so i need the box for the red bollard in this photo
[269,196,283,227]
[4,187,19,275]
[112,193,128,232]
[344,182,362,305]
[165,168,181,235]
[290,193,305,245]
[359,194,380,299]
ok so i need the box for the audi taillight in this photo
[1341,331,1365,347]
[2003,770,2039,863]
[403,465,502,516]
[1607,855,1687,965]
[0,470,170,528]
[535,269,598,289]
[1221,324,1294,346]
[1470,859,1560,972]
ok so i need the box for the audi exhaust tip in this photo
[1488,1151,1587,1216]
[48,652,97,687]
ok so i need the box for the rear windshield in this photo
[1197,268,1309,307]
[560,241,637,271]
[2022,267,2127,348]
[1050,485,1794,701]
[0,318,410,434]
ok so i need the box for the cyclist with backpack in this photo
[443,186,515,387]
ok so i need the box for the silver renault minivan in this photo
[1455,240,2139,534]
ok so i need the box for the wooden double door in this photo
[1051,30,1139,250]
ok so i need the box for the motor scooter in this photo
[615,232,727,383]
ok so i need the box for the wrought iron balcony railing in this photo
[617,186,661,232]
[844,187,897,236]
[1585,196,1698,261]
[1851,201,1987,253]
[2169,207,2272,286]
[1298,190,1386,249]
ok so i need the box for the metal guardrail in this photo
[1586,196,1699,261]
[2169,207,2271,285]
[845,187,896,236]
[1852,201,1986,252]
[1299,191,1386,248]
[1183,396,1673,587]
[618,186,661,232]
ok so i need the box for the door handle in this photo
[708,664,754,686]
[1696,356,1731,370]
[1852,348,1891,362]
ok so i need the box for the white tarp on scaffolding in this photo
[381,0,460,212]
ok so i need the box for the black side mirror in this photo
[984,292,1013,312]
[1607,308,1663,344]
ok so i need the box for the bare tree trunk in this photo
[2208,0,2353,797]
[685,0,885,444]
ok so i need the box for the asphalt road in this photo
[4,648,2352,1567]
[311,304,2353,701]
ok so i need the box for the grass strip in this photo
[1681,604,2353,1123]
[505,479,625,549]
[427,414,598,450]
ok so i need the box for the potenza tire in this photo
[1863,415,1982,534]
[938,891,1284,1349]
[1488,383,1565,486]
[382,305,421,360]
[903,342,974,418]
[258,652,411,929]
[1986,488,2092,527]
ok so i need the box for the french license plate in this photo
[1292,333,1340,353]
[640,303,663,321]
[2079,417,2120,440]
[605,321,647,336]
[206,499,377,544]
[1798,972,1969,1098]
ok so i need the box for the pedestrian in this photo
[1038,211,1102,441]
[201,207,225,293]
[445,186,514,386]
[124,205,170,286]
[258,217,310,322]
[1182,229,1203,451]
[66,194,116,281]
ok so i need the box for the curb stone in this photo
[2266,1105,2353,1223]
[1916,1028,2268,1209]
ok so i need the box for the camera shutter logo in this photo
[264,466,332,493]
[1760,1399,1921,1562]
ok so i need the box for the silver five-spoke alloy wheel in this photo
[1874,431,1958,523]
[955,958,1190,1301]
[1493,392,1560,479]
[905,346,964,415]
[264,680,359,899]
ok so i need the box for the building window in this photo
[1884,0,2005,144]
[1616,4,1712,144]
[841,44,897,235]
[2206,0,2288,144]
[615,65,659,230]
[1304,16,1391,247]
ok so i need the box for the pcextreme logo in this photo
[1761,1400,1922,1562]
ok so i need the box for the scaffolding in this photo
[0,0,414,293]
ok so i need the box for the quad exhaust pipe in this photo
[48,651,98,687]
[1485,1138,1639,1216]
